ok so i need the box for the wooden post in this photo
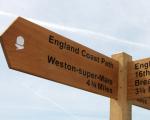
[110,53,132,120]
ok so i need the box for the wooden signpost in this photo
[0,17,119,99]
[128,58,150,99]
[110,53,132,120]
[1,16,150,120]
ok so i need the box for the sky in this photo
[0,0,150,120]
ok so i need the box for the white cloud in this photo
[1,0,150,44]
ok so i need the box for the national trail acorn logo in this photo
[15,36,25,50]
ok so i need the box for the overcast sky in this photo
[0,0,150,120]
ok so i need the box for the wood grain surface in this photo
[128,58,150,99]
[1,17,119,99]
